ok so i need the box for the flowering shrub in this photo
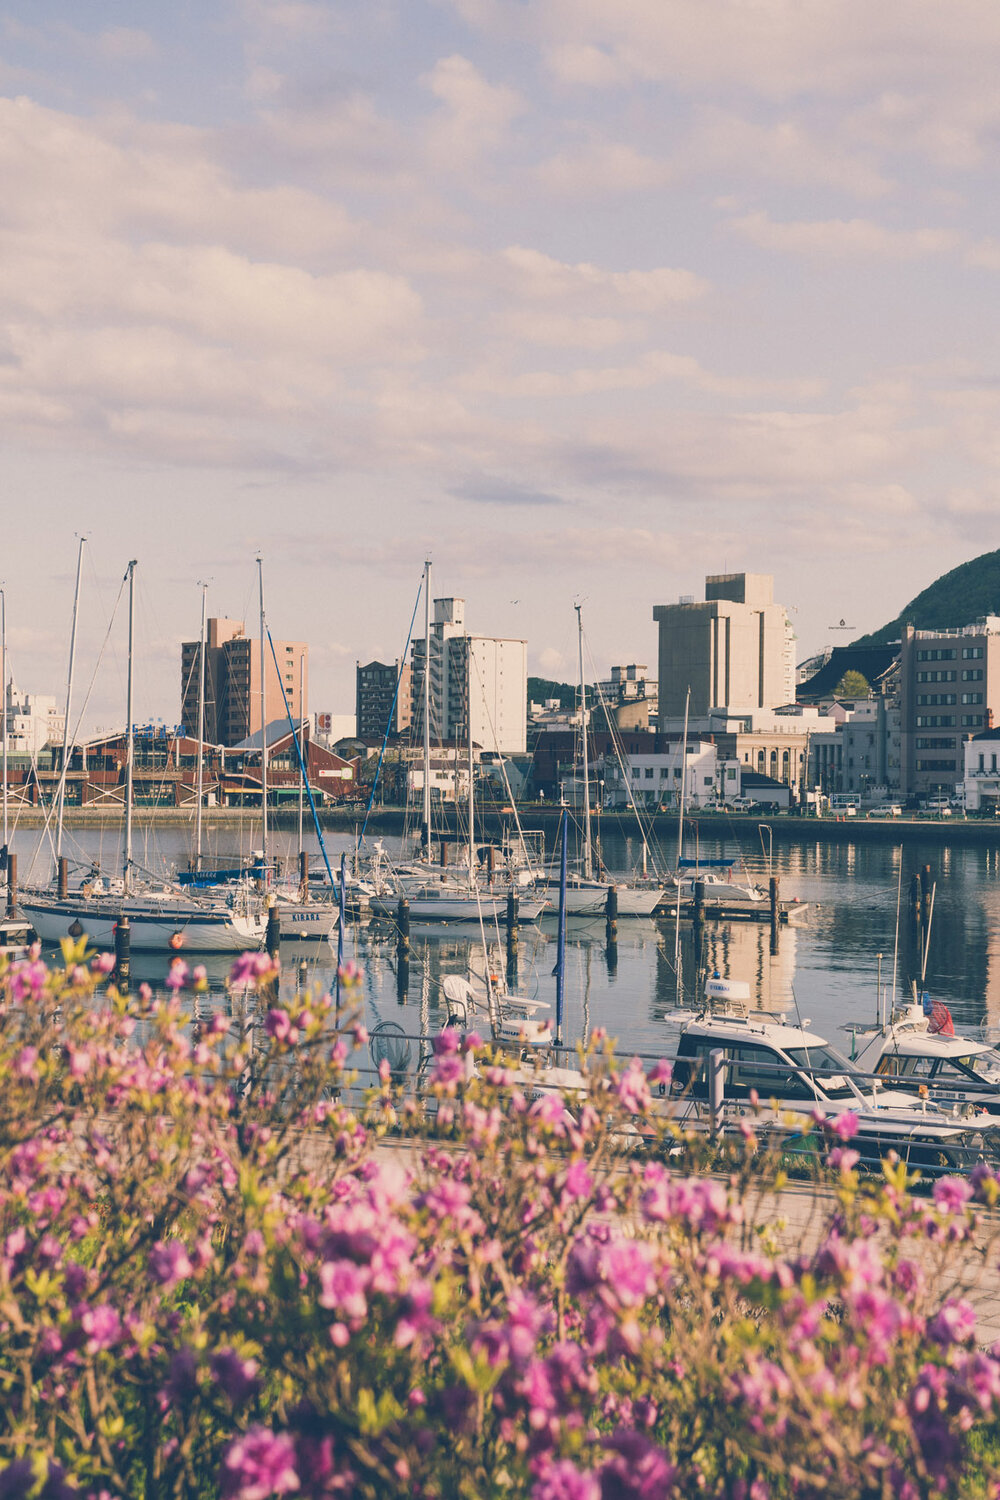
[0,941,997,1497]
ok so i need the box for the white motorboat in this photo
[847,997,1000,1116]
[537,873,661,918]
[669,869,766,905]
[666,977,1000,1171]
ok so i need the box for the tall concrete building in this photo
[900,617,1000,797]
[653,573,795,718]
[411,597,527,755]
[181,617,307,747]
[355,660,411,741]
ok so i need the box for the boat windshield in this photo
[784,1044,857,1100]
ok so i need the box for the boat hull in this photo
[541,882,661,917]
[21,897,266,953]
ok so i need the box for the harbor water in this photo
[9,818,1000,1060]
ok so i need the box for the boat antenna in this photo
[888,847,903,1027]
[920,881,936,984]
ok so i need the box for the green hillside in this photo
[527,676,577,709]
[855,549,1000,647]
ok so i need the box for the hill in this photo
[855,548,1000,647]
[527,676,577,710]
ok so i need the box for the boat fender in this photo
[68,919,84,939]
[169,931,185,950]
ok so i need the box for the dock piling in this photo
[114,918,130,993]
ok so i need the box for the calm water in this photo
[11,817,1000,1061]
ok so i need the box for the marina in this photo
[9,820,1000,1053]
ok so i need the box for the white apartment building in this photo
[4,682,64,759]
[962,731,1000,812]
[411,598,527,756]
[601,741,729,810]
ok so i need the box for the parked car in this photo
[867,804,903,818]
[730,798,759,813]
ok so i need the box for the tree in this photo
[834,669,871,698]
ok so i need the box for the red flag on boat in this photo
[927,1001,955,1037]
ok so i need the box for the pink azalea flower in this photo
[220,1428,300,1499]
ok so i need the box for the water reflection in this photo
[13,819,1000,1054]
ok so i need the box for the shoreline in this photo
[12,805,1000,847]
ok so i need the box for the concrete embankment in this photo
[22,806,1000,848]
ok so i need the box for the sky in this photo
[2,0,1000,732]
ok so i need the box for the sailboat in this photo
[21,562,267,954]
[370,561,547,923]
[536,605,660,918]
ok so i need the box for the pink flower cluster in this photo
[0,950,994,1498]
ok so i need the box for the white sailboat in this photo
[22,562,267,954]
[537,605,660,918]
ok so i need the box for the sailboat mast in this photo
[422,559,432,857]
[673,686,690,1000]
[297,650,305,857]
[1,588,7,853]
[466,634,474,886]
[123,560,137,895]
[257,557,268,885]
[195,581,207,870]
[57,535,86,865]
[575,603,592,880]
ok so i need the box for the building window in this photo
[962,715,985,727]
[915,716,956,727]
[644,768,654,779]
[962,646,985,659]
[916,738,956,750]
[915,759,957,771]
[961,693,983,704]
[962,669,984,681]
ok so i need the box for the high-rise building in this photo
[181,618,307,747]
[653,573,795,718]
[900,617,1000,797]
[410,597,527,755]
[355,660,411,741]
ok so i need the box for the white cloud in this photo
[534,140,671,197]
[500,246,706,310]
[730,211,960,260]
[422,54,523,168]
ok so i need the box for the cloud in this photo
[450,475,567,506]
[535,140,670,196]
[422,54,523,168]
[92,27,156,61]
[500,246,706,309]
[730,211,960,260]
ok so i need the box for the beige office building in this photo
[653,573,795,717]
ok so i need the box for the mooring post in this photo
[114,917,130,994]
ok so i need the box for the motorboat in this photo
[667,977,1000,1173]
[536,872,662,918]
[847,996,1000,1116]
